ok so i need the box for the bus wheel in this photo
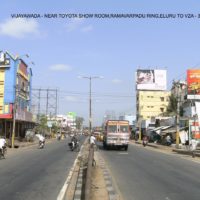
[124,146,128,151]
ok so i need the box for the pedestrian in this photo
[166,134,172,146]
[0,136,7,157]
[90,134,96,148]
[190,138,197,158]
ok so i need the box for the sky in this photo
[1,0,200,126]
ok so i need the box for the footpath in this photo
[132,140,200,157]
[6,138,55,154]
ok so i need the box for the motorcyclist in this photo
[37,134,45,148]
[142,135,148,147]
[0,136,7,156]
[71,134,78,148]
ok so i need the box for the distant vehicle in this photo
[68,141,80,152]
[103,120,130,151]
[94,131,103,141]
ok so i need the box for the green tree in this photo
[51,123,59,134]
[167,94,177,115]
[166,94,184,117]
[35,114,48,135]
[75,117,84,130]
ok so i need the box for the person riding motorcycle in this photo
[142,135,148,147]
[71,135,78,149]
[0,136,7,157]
[37,134,45,148]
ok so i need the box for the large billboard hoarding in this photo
[136,69,167,90]
[187,69,200,99]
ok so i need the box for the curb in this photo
[65,137,89,200]
[172,149,200,157]
[73,168,84,200]
[134,141,172,150]
[133,140,200,157]
[98,152,120,200]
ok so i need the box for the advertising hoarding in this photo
[136,69,166,90]
[187,69,200,99]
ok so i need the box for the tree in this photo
[75,117,84,130]
[35,114,48,135]
[166,94,184,117]
[167,94,177,114]
[51,123,59,134]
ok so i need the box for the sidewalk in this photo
[7,138,55,153]
[131,140,200,157]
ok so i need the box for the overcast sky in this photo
[1,0,200,126]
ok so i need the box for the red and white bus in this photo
[103,120,130,151]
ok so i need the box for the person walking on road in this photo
[190,138,198,158]
[0,136,7,157]
[90,134,96,148]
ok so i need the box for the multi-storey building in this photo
[135,69,170,122]
[0,51,34,139]
[136,90,171,120]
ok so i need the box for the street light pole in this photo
[79,76,103,135]
[89,77,92,135]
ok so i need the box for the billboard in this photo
[136,69,166,90]
[187,69,200,99]
[67,112,76,120]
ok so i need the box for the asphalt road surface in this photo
[99,143,200,200]
[0,136,85,200]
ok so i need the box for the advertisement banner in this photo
[187,69,200,99]
[136,69,166,90]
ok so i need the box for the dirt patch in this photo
[90,154,109,200]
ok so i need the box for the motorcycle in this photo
[0,146,7,159]
[68,141,80,152]
[142,136,148,147]
[39,141,45,149]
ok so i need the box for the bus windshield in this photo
[107,125,117,133]
[120,125,129,133]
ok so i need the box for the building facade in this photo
[136,90,171,120]
[0,51,34,139]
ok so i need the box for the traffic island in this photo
[90,151,120,200]
[65,139,90,200]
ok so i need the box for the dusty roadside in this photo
[90,152,109,200]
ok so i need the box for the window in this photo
[120,125,129,133]
[160,97,164,101]
[160,108,164,112]
[107,125,117,133]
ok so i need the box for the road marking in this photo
[57,143,84,200]
[118,152,128,155]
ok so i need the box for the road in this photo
[99,143,200,200]
[0,136,84,200]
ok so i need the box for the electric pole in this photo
[79,76,103,135]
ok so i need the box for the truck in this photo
[103,120,130,151]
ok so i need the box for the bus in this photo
[103,120,130,151]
